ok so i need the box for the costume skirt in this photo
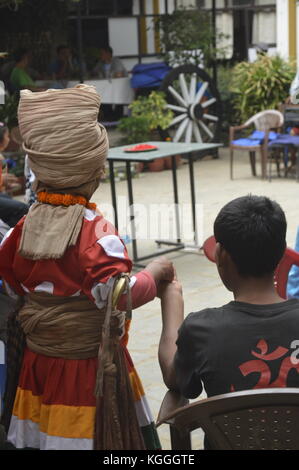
[7,345,161,450]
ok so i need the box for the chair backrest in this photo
[280,104,299,131]
[161,388,299,450]
[244,110,284,131]
[202,238,299,300]
[275,248,299,299]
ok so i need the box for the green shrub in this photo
[117,91,173,143]
[231,54,296,122]
[117,116,151,144]
[216,64,237,132]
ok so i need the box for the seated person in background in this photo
[0,123,28,227]
[0,123,17,192]
[159,195,299,404]
[49,45,73,88]
[93,45,127,79]
[93,46,127,121]
[10,48,43,93]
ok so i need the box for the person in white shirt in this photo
[93,46,127,121]
[93,45,127,79]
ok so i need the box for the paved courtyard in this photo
[91,145,299,449]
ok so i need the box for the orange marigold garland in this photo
[37,191,97,210]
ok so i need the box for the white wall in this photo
[216,12,233,59]
[108,18,139,57]
[112,0,282,63]
[276,0,290,59]
[252,9,277,44]
[176,0,196,8]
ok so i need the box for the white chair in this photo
[229,110,284,179]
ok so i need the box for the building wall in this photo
[109,0,297,67]
[276,0,298,63]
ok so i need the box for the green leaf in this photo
[231,54,295,120]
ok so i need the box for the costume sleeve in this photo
[117,269,156,311]
[174,315,203,399]
[80,235,156,310]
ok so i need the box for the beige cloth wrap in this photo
[17,278,146,449]
[18,293,107,360]
[17,85,109,260]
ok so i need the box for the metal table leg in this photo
[156,152,199,251]
[109,160,118,230]
[188,152,199,246]
[172,154,181,243]
[126,161,138,262]
[155,154,185,250]
[125,160,183,267]
[122,155,195,267]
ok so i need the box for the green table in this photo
[108,141,222,266]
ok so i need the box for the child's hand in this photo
[157,279,183,299]
[145,256,175,285]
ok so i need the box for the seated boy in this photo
[159,195,299,406]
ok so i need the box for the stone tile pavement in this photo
[90,146,299,449]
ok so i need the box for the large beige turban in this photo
[18,85,109,260]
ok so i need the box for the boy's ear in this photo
[215,242,221,265]
[216,243,235,271]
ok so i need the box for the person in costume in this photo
[0,84,175,450]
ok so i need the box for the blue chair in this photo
[268,103,299,181]
[269,134,299,181]
[229,110,284,180]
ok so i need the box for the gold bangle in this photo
[112,277,127,308]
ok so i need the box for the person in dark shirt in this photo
[158,195,299,402]
[49,45,73,88]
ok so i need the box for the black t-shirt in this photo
[174,299,299,399]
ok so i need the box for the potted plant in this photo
[117,91,174,171]
[231,54,296,122]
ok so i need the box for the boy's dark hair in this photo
[0,123,8,143]
[13,47,29,63]
[214,195,287,277]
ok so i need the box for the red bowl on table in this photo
[124,144,158,153]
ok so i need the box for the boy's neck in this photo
[233,276,285,305]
